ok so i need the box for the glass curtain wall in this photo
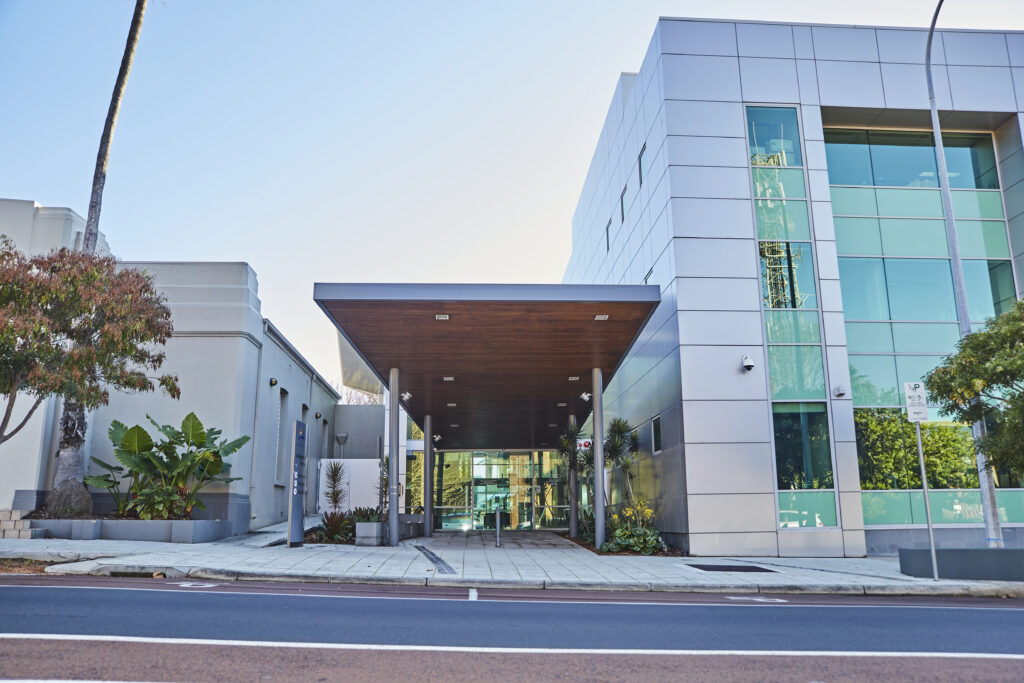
[429,450,568,530]
[748,106,838,529]
[825,128,1024,525]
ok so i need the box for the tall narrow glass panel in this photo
[748,107,803,167]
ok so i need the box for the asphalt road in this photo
[1,576,1022,681]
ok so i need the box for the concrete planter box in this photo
[899,548,1024,581]
[356,522,385,546]
[31,519,234,543]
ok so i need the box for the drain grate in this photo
[686,564,776,573]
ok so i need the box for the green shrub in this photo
[84,412,247,520]
[600,498,663,555]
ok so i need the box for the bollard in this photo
[495,504,501,548]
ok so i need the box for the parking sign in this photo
[904,382,928,422]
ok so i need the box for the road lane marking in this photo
[1,585,1021,611]
[468,588,478,601]
[1,634,1022,659]
[173,582,220,588]
[726,596,788,603]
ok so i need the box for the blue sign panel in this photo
[287,420,307,548]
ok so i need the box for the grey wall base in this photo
[899,548,1024,581]
[31,518,236,543]
[867,527,1024,555]
[11,490,47,511]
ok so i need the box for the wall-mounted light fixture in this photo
[269,377,278,387]
[315,412,322,420]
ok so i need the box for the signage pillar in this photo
[905,381,938,580]
[592,367,605,549]
[388,368,400,547]
[423,414,433,538]
[287,420,307,548]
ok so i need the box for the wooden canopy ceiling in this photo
[314,283,660,450]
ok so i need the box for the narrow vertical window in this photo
[652,415,662,454]
[276,388,289,481]
[605,219,611,252]
[620,186,627,223]
[638,144,646,187]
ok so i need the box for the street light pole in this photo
[925,0,1004,548]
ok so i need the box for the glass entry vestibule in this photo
[412,450,578,531]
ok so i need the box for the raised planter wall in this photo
[32,519,236,543]
[899,548,1024,581]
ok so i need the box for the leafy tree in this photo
[926,299,1024,480]
[52,0,149,517]
[0,241,179,515]
[854,408,978,490]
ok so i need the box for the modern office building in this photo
[560,18,1024,555]
[322,18,1024,557]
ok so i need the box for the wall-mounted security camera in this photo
[433,434,442,442]
[400,391,412,402]
[833,385,848,398]
[580,391,592,402]
[741,354,755,372]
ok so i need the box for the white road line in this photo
[468,588,478,601]
[1,633,1022,659]
[0,584,1021,611]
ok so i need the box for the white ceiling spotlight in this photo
[548,423,557,428]
[435,314,450,320]
[580,391,592,402]
[443,376,455,382]
[450,423,459,428]
[557,402,567,407]
[568,376,580,382]
[594,314,609,321]
[400,391,412,402]
[446,402,457,407]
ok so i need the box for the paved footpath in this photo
[2,529,1021,597]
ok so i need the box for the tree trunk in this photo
[47,401,93,517]
[568,466,578,538]
[82,0,147,253]
[51,0,146,516]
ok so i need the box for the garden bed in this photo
[560,533,684,557]
[0,558,60,574]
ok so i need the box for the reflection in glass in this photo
[838,258,890,320]
[849,354,899,406]
[829,186,877,215]
[884,259,957,321]
[875,188,943,217]
[878,219,947,257]
[755,199,810,240]
[869,130,938,187]
[747,107,802,167]
[759,242,817,309]
[778,490,837,528]
[895,356,943,404]
[768,346,826,400]
[753,168,806,199]
[854,408,978,489]
[891,323,960,353]
[962,260,1016,321]
[943,133,998,190]
[765,310,821,343]
[845,322,894,353]
[772,402,833,489]
[952,190,1005,219]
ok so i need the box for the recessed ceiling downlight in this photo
[594,314,609,321]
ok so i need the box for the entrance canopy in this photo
[314,283,660,449]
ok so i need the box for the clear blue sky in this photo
[1,0,1022,386]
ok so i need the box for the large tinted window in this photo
[824,129,872,185]
[944,133,999,190]
[838,258,890,320]
[772,403,833,489]
[869,130,938,188]
[884,259,957,321]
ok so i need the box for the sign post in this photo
[287,420,307,548]
[904,382,938,580]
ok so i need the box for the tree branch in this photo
[0,395,44,446]
[0,374,23,437]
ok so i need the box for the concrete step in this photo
[2,528,46,539]
[0,519,30,531]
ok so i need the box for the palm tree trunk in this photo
[51,0,147,517]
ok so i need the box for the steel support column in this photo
[423,414,433,538]
[388,367,400,547]
[592,367,605,548]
